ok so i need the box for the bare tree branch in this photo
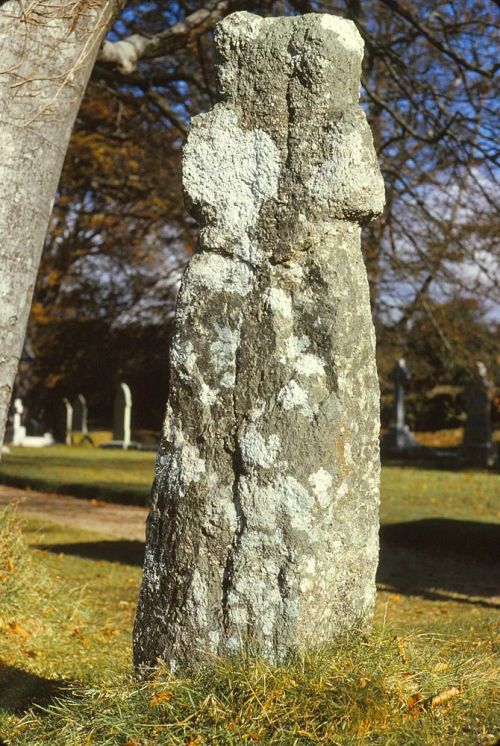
[98,1,232,74]
[148,90,188,135]
[377,0,496,77]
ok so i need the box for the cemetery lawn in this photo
[0,460,498,744]
[0,446,155,505]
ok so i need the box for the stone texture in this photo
[461,362,496,467]
[381,358,418,453]
[72,394,88,434]
[55,398,72,446]
[134,11,385,673]
[112,382,132,449]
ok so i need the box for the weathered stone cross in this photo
[134,11,384,673]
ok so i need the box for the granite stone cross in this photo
[134,12,385,673]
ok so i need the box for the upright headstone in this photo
[72,394,88,433]
[12,398,26,446]
[381,358,418,453]
[461,362,496,467]
[55,398,73,445]
[112,383,132,449]
[134,12,384,672]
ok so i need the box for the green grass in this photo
[0,446,155,504]
[0,512,141,739]
[381,466,499,524]
[12,626,500,745]
[0,452,498,744]
[1,446,499,518]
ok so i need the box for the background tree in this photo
[3,0,499,442]
[0,0,124,447]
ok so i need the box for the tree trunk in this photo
[0,0,121,449]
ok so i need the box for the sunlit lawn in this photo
[0,448,498,744]
[0,446,155,504]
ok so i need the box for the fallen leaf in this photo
[8,621,30,640]
[407,692,424,713]
[150,691,173,706]
[433,661,449,672]
[395,636,407,664]
[430,687,460,709]
[102,628,120,637]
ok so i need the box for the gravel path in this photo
[0,484,148,542]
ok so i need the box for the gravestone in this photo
[134,12,384,673]
[12,398,26,446]
[72,394,88,433]
[112,383,132,449]
[381,358,418,453]
[461,362,496,467]
[55,398,72,445]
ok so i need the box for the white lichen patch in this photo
[309,468,333,509]
[283,335,326,378]
[199,382,219,407]
[186,253,254,296]
[190,568,209,627]
[204,487,238,537]
[184,107,281,265]
[170,339,197,380]
[306,115,385,214]
[239,425,281,469]
[180,442,206,484]
[283,475,315,531]
[249,399,266,422]
[264,287,293,318]
[320,15,364,56]
[162,403,177,440]
[210,324,240,388]
[277,380,313,418]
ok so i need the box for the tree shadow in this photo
[0,660,68,715]
[381,445,499,472]
[378,518,500,606]
[36,539,144,566]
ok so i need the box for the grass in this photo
[12,626,499,745]
[381,466,499,524]
[0,450,498,744]
[0,446,155,504]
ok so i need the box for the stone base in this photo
[381,424,418,454]
[21,433,55,448]
[460,442,497,468]
[100,440,133,450]
[100,440,158,451]
[8,432,54,448]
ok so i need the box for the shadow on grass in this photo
[381,445,499,472]
[36,540,145,566]
[378,518,500,606]
[0,660,68,715]
[34,522,499,605]
[0,474,147,506]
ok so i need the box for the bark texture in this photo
[0,0,121,449]
[134,11,385,672]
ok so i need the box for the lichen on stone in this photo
[134,11,384,674]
